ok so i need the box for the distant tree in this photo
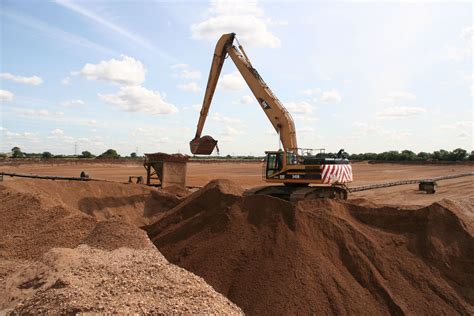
[98,149,120,159]
[81,151,94,158]
[377,151,400,161]
[432,149,450,161]
[11,146,23,158]
[130,152,137,158]
[42,151,53,159]
[469,151,474,161]
[449,148,467,161]
[400,150,416,161]
[416,152,431,160]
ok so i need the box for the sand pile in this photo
[147,180,474,315]
[0,185,97,260]
[2,179,180,226]
[0,180,243,314]
[1,246,242,314]
[0,179,181,260]
[82,218,155,250]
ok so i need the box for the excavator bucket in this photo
[190,135,218,155]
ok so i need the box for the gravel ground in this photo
[3,245,243,315]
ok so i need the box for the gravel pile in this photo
[3,246,242,315]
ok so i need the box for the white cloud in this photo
[178,82,200,93]
[50,128,64,136]
[191,0,281,48]
[192,104,202,112]
[218,71,246,91]
[171,63,188,69]
[178,69,201,80]
[352,122,384,134]
[376,106,426,119]
[300,88,321,96]
[212,113,242,124]
[99,85,177,115]
[298,126,314,134]
[12,108,64,118]
[441,45,471,62]
[381,91,417,103]
[60,99,85,107]
[0,89,14,101]
[77,55,146,86]
[239,95,253,104]
[221,126,243,136]
[384,131,411,142]
[293,115,318,122]
[2,127,39,142]
[0,72,43,85]
[440,121,472,130]
[320,89,342,103]
[88,120,97,125]
[61,77,71,85]
[284,101,313,114]
[441,26,473,62]
[460,26,473,41]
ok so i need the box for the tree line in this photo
[347,148,473,161]
[5,147,127,159]
[3,147,474,161]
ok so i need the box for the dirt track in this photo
[2,161,473,205]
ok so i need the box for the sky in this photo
[0,0,472,156]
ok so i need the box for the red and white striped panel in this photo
[321,164,353,184]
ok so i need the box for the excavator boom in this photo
[190,33,297,155]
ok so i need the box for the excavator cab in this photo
[265,151,284,177]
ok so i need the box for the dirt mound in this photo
[2,179,180,226]
[147,181,474,315]
[162,185,191,198]
[0,186,97,260]
[83,218,155,250]
[0,179,182,260]
[146,179,244,242]
[1,246,242,314]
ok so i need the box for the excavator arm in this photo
[190,33,297,155]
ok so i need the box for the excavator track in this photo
[244,185,348,203]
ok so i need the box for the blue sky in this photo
[0,0,472,156]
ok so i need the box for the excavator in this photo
[190,33,352,201]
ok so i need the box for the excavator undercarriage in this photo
[244,185,348,203]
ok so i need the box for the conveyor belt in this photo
[347,172,473,193]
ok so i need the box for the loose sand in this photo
[147,179,474,315]
[0,180,242,314]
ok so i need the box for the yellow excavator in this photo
[190,33,352,201]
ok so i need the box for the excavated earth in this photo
[0,180,241,314]
[146,179,474,315]
[1,178,473,315]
